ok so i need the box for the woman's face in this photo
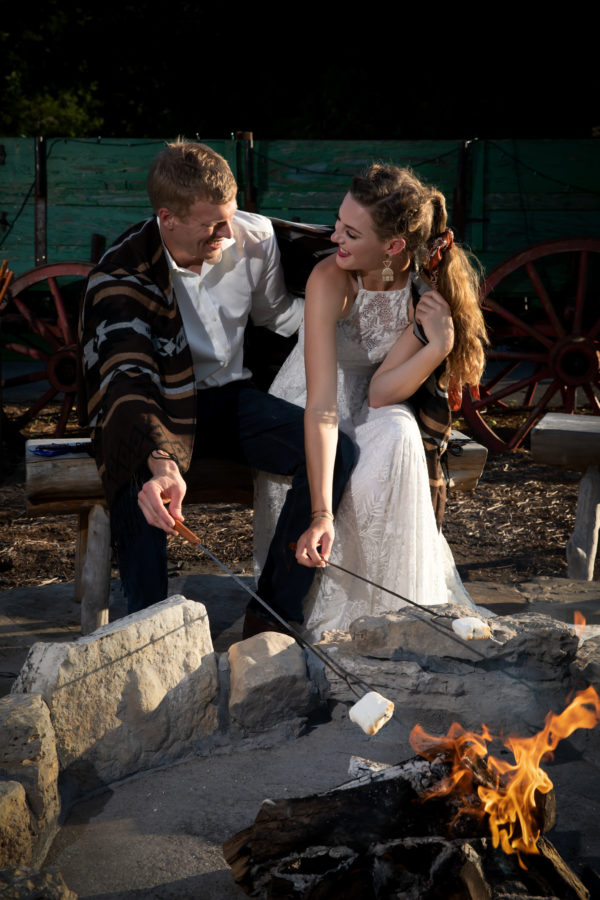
[331,193,391,273]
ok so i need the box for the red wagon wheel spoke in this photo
[48,275,75,345]
[486,350,548,363]
[586,318,600,342]
[582,384,600,414]
[479,360,520,394]
[11,295,62,351]
[1,261,93,438]
[2,368,50,389]
[462,238,600,452]
[483,296,555,350]
[2,341,51,364]
[523,364,547,406]
[469,368,552,413]
[56,393,75,435]
[574,251,588,336]
[13,385,59,429]
[525,261,566,339]
[560,385,576,414]
[505,380,562,450]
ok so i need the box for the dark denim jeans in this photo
[111,380,356,622]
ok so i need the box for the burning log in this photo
[224,687,600,898]
[223,755,587,899]
[223,754,563,896]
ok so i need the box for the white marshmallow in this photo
[452,616,491,640]
[349,691,394,735]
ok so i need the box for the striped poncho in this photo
[79,217,196,507]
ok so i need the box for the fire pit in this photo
[224,688,600,898]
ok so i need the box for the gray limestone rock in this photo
[0,694,59,866]
[348,606,577,677]
[574,633,600,689]
[228,632,313,731]
[11,596,218,796]
[320,608,583,737]
[349,604,511,666]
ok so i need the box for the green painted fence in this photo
[1,136,598,278]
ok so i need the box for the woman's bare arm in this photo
[295,257,351,567]
[369,290,454,408]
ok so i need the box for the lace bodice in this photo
[269,276,411,438]
[336,275,411,365]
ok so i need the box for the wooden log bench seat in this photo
[25,432,487,634]
[531,412,600,581]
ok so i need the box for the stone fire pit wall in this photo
[10,597,220,804]
[2,593,600,875]
[316,602,600,742]
[2,595,316,869]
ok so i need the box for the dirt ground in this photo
[0,403,588,592]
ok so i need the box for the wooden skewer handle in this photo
[172,519,201,545]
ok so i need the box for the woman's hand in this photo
[414,290,454,357]
[295,517,335,568]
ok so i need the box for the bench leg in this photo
[80,504,111,634]
[75,508,90,605]
[566,465,600,581]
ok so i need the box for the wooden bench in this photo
[25,432,487,634]
[531,412,600,580]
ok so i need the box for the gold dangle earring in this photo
[381,255,394,282]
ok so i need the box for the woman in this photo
[254,164,487,639]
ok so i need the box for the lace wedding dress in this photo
[253,275,471,640]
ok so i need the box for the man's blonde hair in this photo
[147,140,237,217]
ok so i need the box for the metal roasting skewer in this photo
[310,545,561,694]
[171,519,507,735]
[172,520,377,700]
[288,542,493,663]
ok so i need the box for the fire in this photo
[573,610,586,640]
[410,686,600,867]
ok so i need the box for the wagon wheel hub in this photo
[46,345,78,394]
[549,336,600,387]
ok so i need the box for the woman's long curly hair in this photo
[350,163,488,390]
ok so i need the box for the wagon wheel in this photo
[0,261,93,437]
[461,238,600,452]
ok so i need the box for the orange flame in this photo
[574,610,586,640]
[410,687,600,867]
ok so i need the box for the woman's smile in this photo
[331,193,389,273]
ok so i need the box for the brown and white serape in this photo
[79,218,196,507]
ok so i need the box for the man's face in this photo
[160,196,238,268]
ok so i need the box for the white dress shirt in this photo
[164,210,303,388]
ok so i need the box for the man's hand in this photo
[137,452,187,534]
[295,517,335,568]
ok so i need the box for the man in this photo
[80,140,355,635]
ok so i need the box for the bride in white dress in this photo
[254,164,487,639]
